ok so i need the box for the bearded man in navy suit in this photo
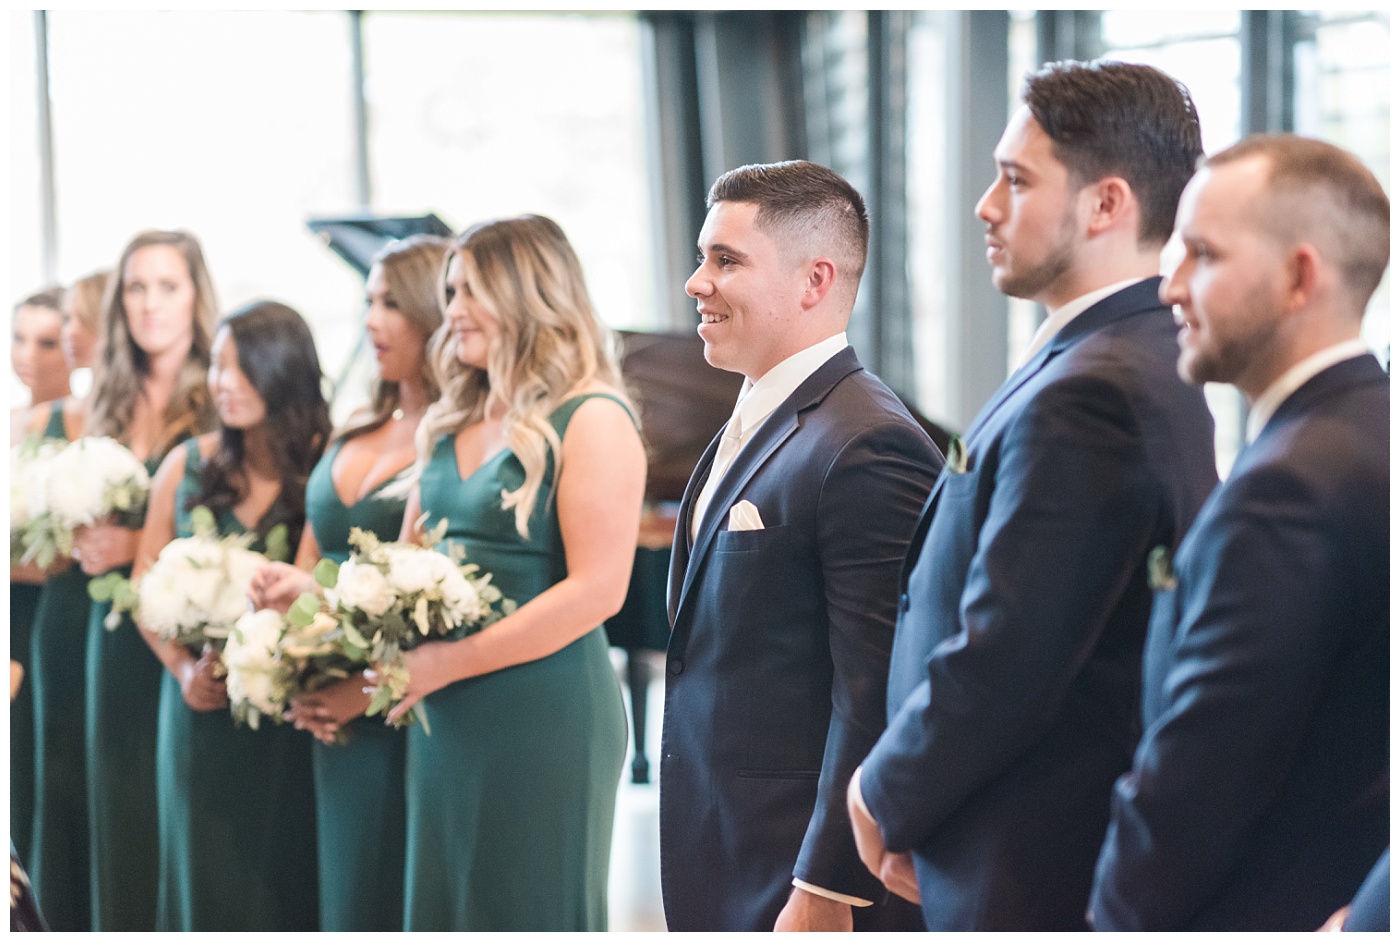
[1090,135,1390,931]
[660,160,940,931]
[847,60,1219,930]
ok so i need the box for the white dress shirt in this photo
[1244,338,1372,444]
[1012,278,1146,370]
[689,332,849,541]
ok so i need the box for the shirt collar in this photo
[733,332,849,437]
[1013,278,1146,370]
[1245,338,1372,443]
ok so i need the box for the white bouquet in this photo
[290,524,514,731]
[17,436,149,569]
[10,436,65,564]
[224,609,294,729]
[90,506,285,648]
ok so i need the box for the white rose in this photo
[226,609,284,668]
[385,546,436,595]
[335,558,396,617]
[43,445,106,525]
[138,565,188,637]
[225,610,287,715]
[439,570,482,623]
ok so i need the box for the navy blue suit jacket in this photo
[1091,353,1390,930]
[860,279,1218,930]
[659,346,940,931]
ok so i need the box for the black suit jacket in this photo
[1090,353,1390,930]
[659,346,940,931]
[860,279,1218,930]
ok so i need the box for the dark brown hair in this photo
[708,159,870,282]
[1024,60,1202,246]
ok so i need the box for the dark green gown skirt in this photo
[10,581,41,867]
[85,583,163,930]
[304,438,409,930]
[403,395,629,931]
[27,563,91,931]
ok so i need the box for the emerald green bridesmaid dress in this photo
[83,445,165,931]
[403,394,629,931]
[303,437,409,930]
[153,439,319,931]
[26,403,91,930]
[10,580,40,867]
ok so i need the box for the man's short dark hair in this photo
[1023,59,1203,247]
[1208,134,1390,310]
[707,159,870,282]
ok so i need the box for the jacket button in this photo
[899,593,910,613]
[668,659,684,676]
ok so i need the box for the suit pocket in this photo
[715,524,789,554]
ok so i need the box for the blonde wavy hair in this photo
[64,269,110,335]
[334,234,450,443]
[87,230,218,462]
[415,214,630,538]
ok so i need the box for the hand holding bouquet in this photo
[286,524,514,732]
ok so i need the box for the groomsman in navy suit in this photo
[1090,135,1390,931]
[848,60,1218,930]
[660,161,939,931]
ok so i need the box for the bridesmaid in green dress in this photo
[387,215,644,930]
[70,232,219,931]
[22,402,90,931]
[9,285,72,872]
[135,301,329,931]
[251,234,448,931]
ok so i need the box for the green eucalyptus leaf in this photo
[190,505,217,538]
[264,523,290,563]
[313,558,340,590]
[288,592,323,628]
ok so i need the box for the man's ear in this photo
[802,258,838,310]
[1282,242,1323,314]
[1084,176,1136,238]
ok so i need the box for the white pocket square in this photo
[728,499,765,531]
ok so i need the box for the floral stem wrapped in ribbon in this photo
[284,523,515,734]
[13,436,150,569]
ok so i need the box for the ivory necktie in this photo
[690,412,743,540]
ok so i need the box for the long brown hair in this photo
[195,301,331,542]
[334,234,449,443]
[414,215,630,538]
[87,230,218,462]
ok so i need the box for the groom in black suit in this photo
[848,61,1218,930]
[660,161,940,931]
[1090,136,1390,931]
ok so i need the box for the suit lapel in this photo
[668,347,863,636]
[667,428,724,625]
[898,278,1169,584]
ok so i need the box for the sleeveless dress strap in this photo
[42,401,67,441]
[549,392,637,436]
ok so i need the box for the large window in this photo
[1295,11,1390,362]
[10,11,656,417]
[361,12,653,333]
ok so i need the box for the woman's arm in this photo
[387,397,645,721]
[134,442,227,711]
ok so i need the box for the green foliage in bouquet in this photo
[292,522,516,735]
